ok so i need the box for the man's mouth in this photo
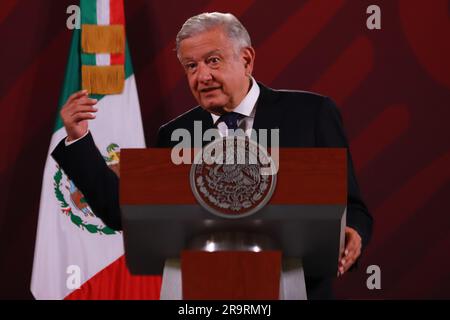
[200,87,221,93]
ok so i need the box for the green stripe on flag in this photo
[81,53,97,66]
[80,0,97,25]
[124,42,133,76]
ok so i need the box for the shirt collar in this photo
[211,76,260,124]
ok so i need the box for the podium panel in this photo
[120,148,347,278]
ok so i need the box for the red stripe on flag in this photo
[110,0,125,25]
[111,53,125,65]
[110,0,125,64]
[65,255,162,300]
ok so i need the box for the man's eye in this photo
[208,57,220,64]
[185,63,197,71]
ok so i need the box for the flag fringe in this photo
[82,65,125,94]
[82,24,125,54]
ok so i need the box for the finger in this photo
[338,253,349,273]
[339,247,349,260]
[76,97,98,106]
[345,232,360,253]
[339,255,351,269]
[67,90,88,103]
[340,256,354,274]
[338,265,345,275]
[339,228,362,275]
[342,261,353,274]
[342,242,360,265]
[70,105,98,116]
[339,248,360,274]
[341,246,355,266]
[345,242,358,258]
[341,237,357,258]
[342,247,363,274]
[344,250,358,266]
[66,99,97,114]
[73,112,96,122]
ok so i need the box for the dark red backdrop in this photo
[0,0,449,299]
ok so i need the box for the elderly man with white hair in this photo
[52,12,373,300]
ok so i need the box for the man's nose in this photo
[197,63,213,83]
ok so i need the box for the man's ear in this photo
[241,46,256,76]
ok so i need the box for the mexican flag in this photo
[31,0,161,299]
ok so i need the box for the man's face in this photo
[178,27,255,114]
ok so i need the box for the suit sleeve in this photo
[51,132,122,231]
[316,97,373,248]
[155,125,170,148]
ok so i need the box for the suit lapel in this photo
[252,82,282,132]
[199,107,214,131]
[198,107,215,147]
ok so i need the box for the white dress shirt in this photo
[211,76,260,137]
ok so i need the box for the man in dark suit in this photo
[52,12,372,299]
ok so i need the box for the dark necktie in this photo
[218,112,242,130]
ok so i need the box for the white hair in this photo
[176,12,252,57]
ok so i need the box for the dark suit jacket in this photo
[52,83,373,299]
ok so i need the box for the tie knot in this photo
[218,112,242,130]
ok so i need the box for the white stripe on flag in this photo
[96,54,111,66]
[97,0,110,26]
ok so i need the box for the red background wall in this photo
[0,0,449,299]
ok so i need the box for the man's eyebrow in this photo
[202,50,221,58]
[180,57,194,64]
[180,50,222,64]
[181,49,221,64]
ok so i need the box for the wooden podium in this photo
[120,148,347,300]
